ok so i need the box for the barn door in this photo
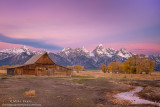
[36,67,43,76]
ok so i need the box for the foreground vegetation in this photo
[101,55,155,74]
[0,71,159,107]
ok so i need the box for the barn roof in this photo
[24,52,47,65]
[7,64,33,69]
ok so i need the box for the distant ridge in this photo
[0,45,159,71]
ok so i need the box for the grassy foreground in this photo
[0,71,159,107]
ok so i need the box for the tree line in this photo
[0,65,19,70]
[100,55,155,74]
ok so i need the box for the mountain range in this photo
[0,45,160,71]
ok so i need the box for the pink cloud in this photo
[0,42,42,51]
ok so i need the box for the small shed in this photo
[7,52,72,76]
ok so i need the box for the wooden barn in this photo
[7,52,72,76]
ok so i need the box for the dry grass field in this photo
[0,70,7,74]
[73,71,160,80]
[0,71,159,107]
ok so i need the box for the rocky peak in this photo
[93,44,107,56]
[62,47,72,52]
[117,48,133,58]
[21,45,29,50]
[106,48,117,53]
[59,47,73,56]
[96,44,104,49]
[82,46,89,53]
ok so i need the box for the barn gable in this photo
[25,52,55,65]
[36,53,55,65]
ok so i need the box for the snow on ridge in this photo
[98,44,103,47]
[117,52,131,58]
[117,48,133,58]
[92,44,134,58]
[61,47,73,56]
[0,46,40,55]
[62,47,72,52]
[59,46,92,57]
[94,44,107,55]
[82,46,89,53]
[0,47,24,54]
[107,48,117,52]
[0,44,134,59]
[93,44,116,57]
[89,52,95,57]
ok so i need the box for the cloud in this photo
[0,33,63,50]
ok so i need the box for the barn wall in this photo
[8,63,71,76]
[15,68,23,75]
[23,65,36,75]
[35,64,72,76]
[14,65,36,75]
[54,64,72,77]
[35,64,55,76]
[7,68,15,75]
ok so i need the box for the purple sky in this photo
[0,0,160,54]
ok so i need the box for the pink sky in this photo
[0,0,160,55]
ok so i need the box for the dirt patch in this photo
[0,76,132,107]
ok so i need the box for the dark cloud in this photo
[0,34,63,50]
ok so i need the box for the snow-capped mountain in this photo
[57,44,135,68]
[92,44,129,58]
[0,46,35,55]
[58,44,134,59]
[0,44,159,70]
[116,48,134,59]
[57,46,96,68]
[58,46,92,58]
[92,44,110,57]
[60,47,73,57]
[0,46,50,58]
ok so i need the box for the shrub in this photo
[24,90,36,97]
